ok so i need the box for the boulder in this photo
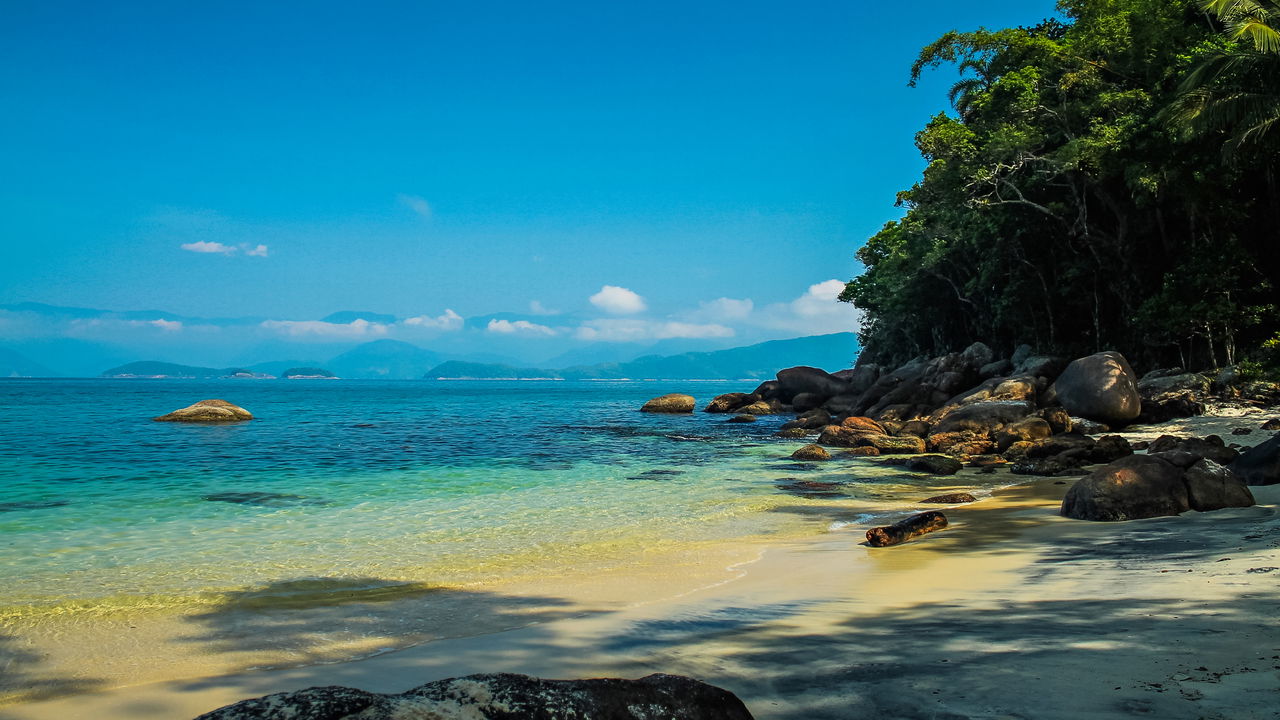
[154,399,253,423]
[1015,355,1068,381]
[979,359,1013,378]
[1137,372,1211,397]
[790,392,826,413]
[921,492,977,504]
[194,673,755,720]
[933,376,1038,418]
[704,392,757,413]
[848,358,930,415]
[781,408,832,430]
[1137,392,1205,424]
[1010,343,1034,368]
[896,419,932,438]
[1231,435,1280,485]
[833,365,883,395]
[726,414,757,423]
[734,400,783,415]
[791,444,831,461]
[1036,407,1072,434]
[1146,435,1239,465]
[841,446,881,457]
[904,455,963,475]
[1262,418,1280,431]
[960,341,995,370]
[994,417,1053,452]
[1089,435,1133,464]
[816,426,925,454]
[841,416,887,434]
[775,366,849,402]
[931,400,1034,435]
[1183,459,1255,511]
[1050,351,1141,427]
[1069,417,1110,435]
[640,394,695,413]
[1060,455,1189,521]
[1011,454,1091,476]
[1017,433,1097,460]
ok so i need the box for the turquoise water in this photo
[0,379,1004,615]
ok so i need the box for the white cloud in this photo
[574,319,734,342]
[755,279,862,335]
[487,319,559,337]
[404,309,463,331]
[243,243,269,257]
[690,297,754,322]
[398,193,432,218]
[149,319,183,332]
[528,300,558,316]
[181,241,237,254]
[589,285,647,315]
[260,319,389,338]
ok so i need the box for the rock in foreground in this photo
[1061,454,1254,521]
[640,394,695,414]
[195,672,755,720]
[154,399,253,423]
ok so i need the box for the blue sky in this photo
[0,1,1060,364]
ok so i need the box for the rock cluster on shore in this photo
[196,672,754,720]
[637,341,1280,522]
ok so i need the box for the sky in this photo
[0,0,1061,366]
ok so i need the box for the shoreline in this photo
[2,406,1278,719]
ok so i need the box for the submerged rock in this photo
[154,399,253,423]
[195,672,755,720]
[904,455,963,475]
[790,443,831,461]
[640,394,695,414]
[921,492,977,504]
[703,392,757,413]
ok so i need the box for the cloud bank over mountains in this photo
[0,279,861,375]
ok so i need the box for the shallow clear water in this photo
[0,379,1009,615]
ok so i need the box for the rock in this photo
[790,392,826,412]
[1010,343,1034,368]
[1036,407,1072,434]
[195,672,755,720]
[841,416,887,434]
[774,427,811,439]
[841,446,881,457]
[1050,351,1142,426]
[1011,455,1089,476]
[848,357,930,416]
[734,400,783,415]
[1231,435,1280,485]
[1183,459,1255,511]
[896,419,932,438]
[931,400,1034,435]
[794,408,832,428]
[1089,435,1133,464]
[751,380,781,399]
[833,365,883,395]
[994,417,1053,452]
[1069,417,1110,435]
[822,393,862,414]
[921,492,977,504]
[1262,418,1280,431]
[1137,391,1205,424]
[1060,455,1190,521]
[979,359,1013,379]
[154,399,253,423]
[933,376,1038,418]
[1136,372,1211,396]
[1232,427,1252,435]
[640,394,695,413]
[726,414,757,423]
[1148,450,1204,469]
[1015,355,1068,380]
[791,444,831,461]
[816,426,925,454]
[775,366,849,402]
[1131,440,1149,451]
[1146,435,1239,465]
[968,454,1006,468]
[960,341,995,370]
[904,455,963,475]
[704,392,757,413]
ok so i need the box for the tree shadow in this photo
[177,576,588,670]
[0,633,105,704]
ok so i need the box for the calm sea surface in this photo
[0,379,1009,617]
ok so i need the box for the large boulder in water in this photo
[1231,435,1280,485]
[154,399,252,423]
[194,672,755,720]
[775,366,849,402]
[703,392,757,413]
[640,394,695,413]
[1061,454,1189,521]
[1050,351,1141,427]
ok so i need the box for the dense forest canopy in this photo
[842,0,1280,374]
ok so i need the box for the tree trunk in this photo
[866,511,948,547]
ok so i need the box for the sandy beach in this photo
[2,408,1277,719]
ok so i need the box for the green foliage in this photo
[843,0,1280,370]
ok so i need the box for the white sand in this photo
[2,410,1278,720]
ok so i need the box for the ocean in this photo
[0,379,1008,620]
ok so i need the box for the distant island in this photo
[282,367,338,379]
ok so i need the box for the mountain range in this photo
[64,333,858,380]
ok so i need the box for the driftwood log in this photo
[865,511,948,547]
